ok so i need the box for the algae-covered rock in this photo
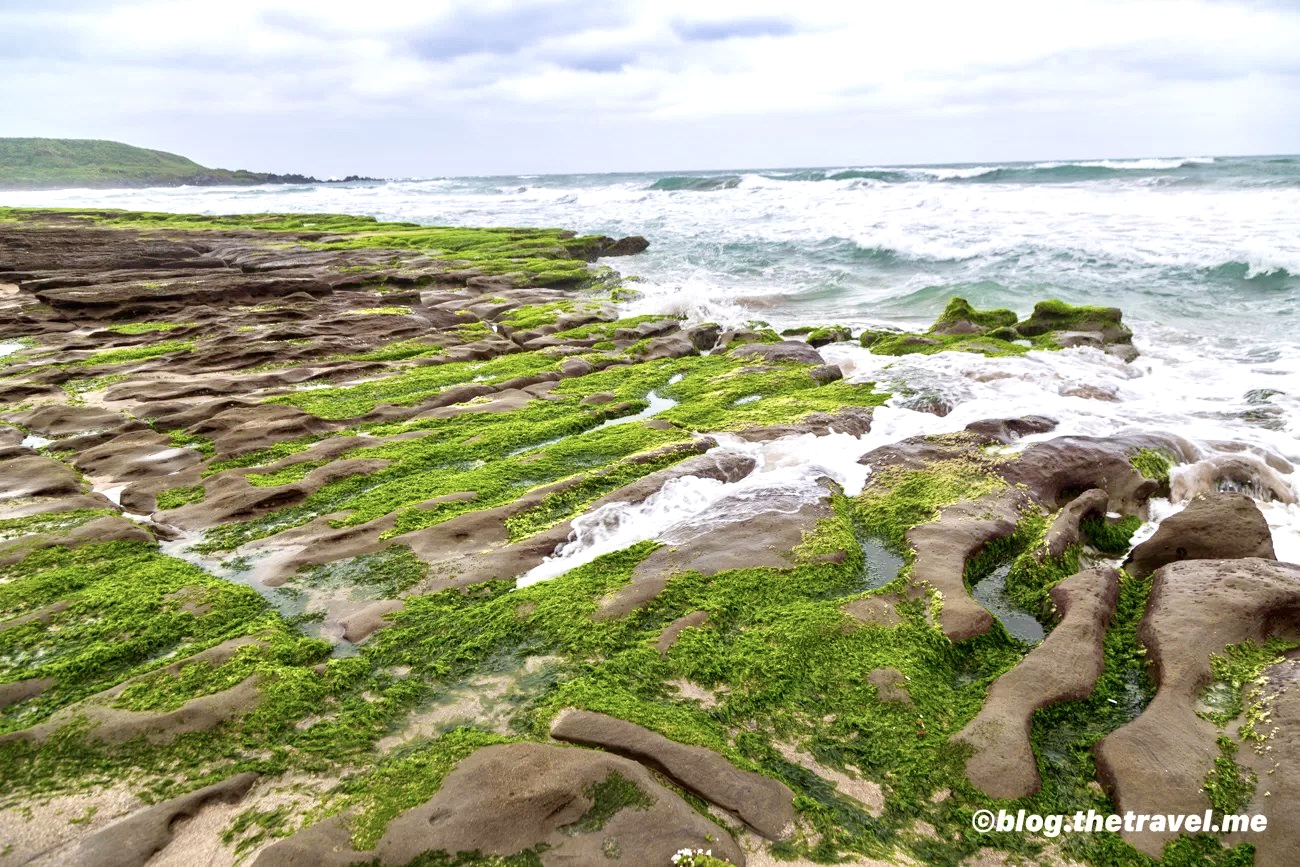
[860,296,1139,360]
[252,742,743,866]
[0,207,1282,867]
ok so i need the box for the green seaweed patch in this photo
[343,307,412,316]
[498,300,579,331]
[997,512,1083,617]
[860,329,1030,358]
[1203,737,1256,814]
[0,541,283,731]
[569,771,653,832]
[1015,299,1123,336]
[112,630,326,713]
[0,509,116,543]
[205,352,886,551]
[1199,638,1298,727]
[78,339,195,367]
[104,322,187,335]
[203,435,330,477]
[859,297,1130,359]
[61,373,129,398]
[246,461,328,488]
[268,351,562,420]
[222,804,295,856]
[167,429,216,458]
[1130,448,1176,486]
[338,339,443,363]
[552,314,671,342]
[855,457,1007,553]
[1080,514,1142,555]
[156,485,205,510]
[932,298,1018,332]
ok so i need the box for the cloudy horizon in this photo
[2,0,1298,177]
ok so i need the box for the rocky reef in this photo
[860,297,1139,362]
[0,207,1295,866]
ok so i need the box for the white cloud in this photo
[0,0,1296,174]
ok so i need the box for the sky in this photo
[1,0,1298,176]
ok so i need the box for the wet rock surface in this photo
[1096,558,1300,859]
[1124,491,1276,577]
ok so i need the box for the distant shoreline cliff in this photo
[0,137,379,191]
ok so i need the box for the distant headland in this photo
[0,137,378,190]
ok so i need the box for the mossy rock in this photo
[930,298,1018,335]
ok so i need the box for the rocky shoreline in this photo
[0,207,1296,866]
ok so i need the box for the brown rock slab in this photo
[600,499,832,619]
[1000,434,1193,513]
[550,708,796,840]
[0,455,82,499]
[731,340,826,365]
[0,515,154,565]
[908,491,1030,641]
[1095,558,1300,856]
[1043,488,1110,558]
[0,677,54,710]
[953,568,1119,799]
[252,741,742,866]
[1124,492,1276,578]
[338,600,404,643]
[71,773,259,867]
[1,675,262,746]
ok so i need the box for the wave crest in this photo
[648,175,742,192]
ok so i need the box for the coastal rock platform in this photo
[0,207,1293,866]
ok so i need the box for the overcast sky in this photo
[2,0,1297,176]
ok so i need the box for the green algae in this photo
[0,541,284,733]
[1131,447,1176,486]
[1080,513,1142,554]
[860,330,1030,357]
[932,297,1018,332]
[860,296,1131,359]
[166,428,216,458]
[104,322,187,335]
[268,351,563,420]
[201,350,885,552]
[1203,736,1256,814]
[571,771,653,832]
[339,339,443,362]
[61,373,129,399]
[246,461,328,487]
[344,307,413,316]
[855,456,1007,553]
[156,485,205,510]
[1199,638,1298,728]
[0,208,1243,865]
[0,509,115,543]
[78,339,194,367]
[291,547,428,600]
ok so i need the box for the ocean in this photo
[4,153,1298,557]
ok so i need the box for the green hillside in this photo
[0,138,324,189]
